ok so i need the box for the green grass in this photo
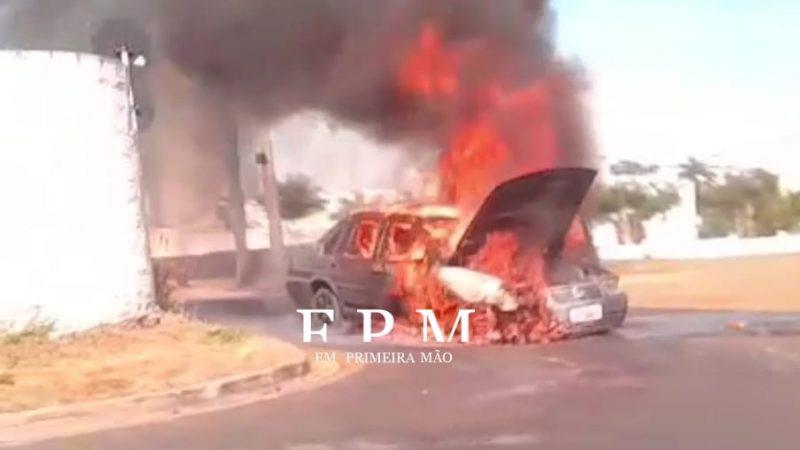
[202,327,248,346]
[1,321,54,346]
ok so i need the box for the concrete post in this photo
[256,132,287,277]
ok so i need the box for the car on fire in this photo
[286,167,628,338]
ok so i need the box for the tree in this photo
[610,160,659,176]
[278,174,326,220]
[596,183,680,244]
[699,169,800,237]
[678,157,716,185]
[777,192,800,232]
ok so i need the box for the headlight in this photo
[436,266,520,312]
[545,285,575,304]
[545,282,606,303]
[599,275,620,295]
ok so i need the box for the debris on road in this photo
[727,319,800,336]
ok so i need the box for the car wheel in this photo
[310,286,345,330]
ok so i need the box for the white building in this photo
[593,166,697,242]
[0,51,154,333]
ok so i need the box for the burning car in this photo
[286,167,627,342]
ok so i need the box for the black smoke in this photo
[0,0,153,54]
[159,0,560,145]
[0,0,594,225]
[0,0,589,156]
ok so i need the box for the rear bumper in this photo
[547,292,628,336]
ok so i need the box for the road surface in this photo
[17,300,800,450]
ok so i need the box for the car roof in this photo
[349,204,460,221]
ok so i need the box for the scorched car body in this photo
[286,167,628,337]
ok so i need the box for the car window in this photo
[344,218,381,259]
[422,217,458,241]
[384,218,423,260]
[320,221,347,255]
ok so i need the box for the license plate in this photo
[569,304,603,323]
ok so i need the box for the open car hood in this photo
[448,167,597,263]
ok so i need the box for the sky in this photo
[552,0,800,181]
[1,1,798,190]
[272,0,800,190]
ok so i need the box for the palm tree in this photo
[678,157,716,215]
[610,160,658,176]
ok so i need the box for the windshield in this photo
[383,216,458,261]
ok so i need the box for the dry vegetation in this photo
[613,254,800,312]
[0,315,304,413]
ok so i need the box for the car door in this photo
[332,213,390,308]
[313,219,349,280]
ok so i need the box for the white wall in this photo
[594,170,800,261]
[0,51,153,333]
[598,234,800,261]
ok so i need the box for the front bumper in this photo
[546,292,628,336]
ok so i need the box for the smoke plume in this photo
[1,0,595,224]
[158,0,590,160]
[0,0,153,53]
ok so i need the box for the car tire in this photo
[310,286,346,330]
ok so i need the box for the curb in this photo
[0,354,310,442]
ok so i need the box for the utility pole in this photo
[255,132,286,276]
[226,129,250,286]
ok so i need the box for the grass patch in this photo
[202,327,247,346]
[0,314,304,413]
[613,254,800,312]
[1,321,54,346]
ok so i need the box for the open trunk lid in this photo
[448,167,597,264]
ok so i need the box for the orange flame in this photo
[399,23,459,99]
[391,22,576,343]
[439,119,509,206]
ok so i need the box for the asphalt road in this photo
[17,303,800,450]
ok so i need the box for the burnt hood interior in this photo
[449,167,597,264]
